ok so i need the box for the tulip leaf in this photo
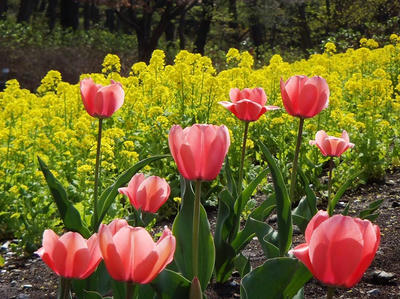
[224,156,238,198]
[214,189,236,283]
[329,168,364,216]
[259,142,292,256]
[37,156,90,238]
[234,253,251,278]
[240,257,312,299]
[151,269,191,299]
[172,179,215,291]
[359,198,384,221]
[96,154,169,229]
[235,167,270,215]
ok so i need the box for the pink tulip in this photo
[168,124,230,181]
[35,230,102,279]
[98,222,176,283]
[118,173,171,213]
[219,88,279,122]
[309,130,355,157]
[292,211,380,288]
[280,75,329,118]
[80,78,124,118]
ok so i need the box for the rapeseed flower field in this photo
[1,37,400,251]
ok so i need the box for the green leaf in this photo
[172,180,215,291]
[240,257,312,299]
[224,156,238,198]
[359,199,384,221]
[234,253,251,278]
[259,142,292,256]
[0,254,4,267]
[96,155,169,229]
[214,190,236,283]
[38,156,90,238]
[329,168,364,216]
[72,262,111,297]
[233,217,279,258]
[151,269,191,299]
[235,167,269,215]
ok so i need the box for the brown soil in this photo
[1,169,399,299]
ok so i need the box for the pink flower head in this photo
[118,173,171,213]
[309,130,355,157]
[219,88,279,122]
[168,124,230,181]
[291,211,380,288]
[280,75,329,118]
[98,223,176,284]
[35,230,102,279]
[80,78,124,118]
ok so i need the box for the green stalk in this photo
[289,117,305,202]
[126,282,137,299]
[327,157,334,216]
[57,277,71,299]
[327,286,335,299]
[93,118,103,231]
[238,121,250,195]
[192,181,202,278]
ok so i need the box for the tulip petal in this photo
[94,83,124,118]
[229,88,241,103]
[81,233,102,279]
[99,224,126,281]
[305,210,329,243]
[80,78,101,117]
[292,243,314,274]
[234,100,264,121]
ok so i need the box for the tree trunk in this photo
[248,0,266,59]
[46,0,58,31]
[105,9,116,32]
[298,2,312,55]
[178,9,186,49]
[325,0,331,34]
[17,0,36,23]
[228,0,240,47]
[84,1,100,30]
[0,0,8,19]
[194,0,213,55]
[60,0,79,30]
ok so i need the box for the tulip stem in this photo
[327,286,335,299]
[192,180,202,279]
[126,282,137,299]
[289,117,304,202]
[238,121,249,195]
[327,157,334,216]
[93,117,103,231]
[58,277,71,299]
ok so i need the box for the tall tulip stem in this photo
[93,118,103,231]
[58,277,71,299]
[327,286,335,299]
[238,121,249,194]
[327,157,334,216]
[192,180,202,279]
[289,117,305,202]
[126,282,137,299]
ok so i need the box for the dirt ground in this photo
[1,169,399,299]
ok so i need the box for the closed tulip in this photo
[98,222,176,283]
[219,88,279,122]
[118,173,170,213]
[280,75,329,118]
[80,78,124,118]
[309,130,354,157]
[292,211,380,288]
[168,124,230,181]
[35,230,102,279]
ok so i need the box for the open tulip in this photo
[280,75,329,118]
[118,173,170,213]
[219,88,279,122]
[80,78,124,118]
[35,230,102,279]
[309,130,355,157]
[168,124,230,181]
[292,211,380,288]
[98,222,176,283]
